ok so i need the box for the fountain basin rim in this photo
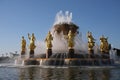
[23,58,113,61]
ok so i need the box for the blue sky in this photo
[0,0,120,54]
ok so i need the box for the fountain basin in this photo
[23,58,114,66]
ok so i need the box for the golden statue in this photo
[21,36,26,53]
[45,31,53,49]
[28,33,36,51]
[100,35,109,53]
[67,30,75,49]
[87,31,95,51]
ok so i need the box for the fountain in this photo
[16,11,114,66]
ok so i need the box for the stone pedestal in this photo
[30,50,34,58]
[21,51,25,58]
[68,49,74,58]
[88,50,94,58]
[101,51,110,59]
[21,51,25,55]
[46,49,52,58]
[101,51,109,54]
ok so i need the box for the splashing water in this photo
[54,11,72,25]
[51,11,87,53]
[34,11,92,54]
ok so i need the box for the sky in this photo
[0,0,120,54]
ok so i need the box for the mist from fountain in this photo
[110,49,117,60]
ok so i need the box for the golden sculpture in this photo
[45,31,53,49]
[100,35,109,53]
[21,36,26,53]
[28,33,36,51]
[87,31,95,51]
[67,30,75,49]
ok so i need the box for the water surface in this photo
[0,66,120,80]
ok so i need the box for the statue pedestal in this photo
[46,49,52,58]
[88,50,94,58]
[21,51,26,58]
[101,51,110,59]
[21,51,25,55]
[68,49,74,58]
[30,50,34,58]
[101,51,109,54]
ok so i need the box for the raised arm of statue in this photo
[28,33,36,51]
[28,33,30,40]
[87,31,90,37]
[32,33,36,41]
